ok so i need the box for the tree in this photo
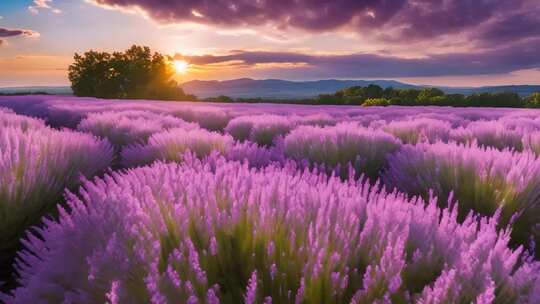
[69,51,113,98]
[446,94,466,106]
[397,89,421,105]
[466,92,523,107]
[206,95,234,103]
[340,86,365,105]
[317,93,342,105]
[362,98,389,107]
[312,85,528,108]
[332,84,384,105]
[417,88,444,104]
[526,92,540,108]
[382,87,398,99]
[68,45,196,100]
[364,84,384,99]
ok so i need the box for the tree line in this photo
[208,87,540,108]
[68,45,540,108]
[316,85,540,108]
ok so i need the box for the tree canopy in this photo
[68,45,196,100]
[314,85,529,108]
[525,93,540,108]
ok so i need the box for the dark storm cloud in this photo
[91,0,540,44]
[177,39,540,78]
[0,27,39,38]
[93,0,540,77]
[474,11,540,46]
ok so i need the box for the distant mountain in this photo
[181,78,418,99]
[0,86,72,95]
[1,81,539,99]
[182,78,540,99]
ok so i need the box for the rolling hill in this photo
[2,80,539,99]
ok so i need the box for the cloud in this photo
[0,39,5,47]
[177,51,313,66]
[177,39,540,78]
[90,0,540,46]
[473,11,540,46]
[28,0,62,14]
[0,28,40,38]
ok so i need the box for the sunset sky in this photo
[1,0,539,87]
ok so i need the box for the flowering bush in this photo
[171,107,230,131]
[224,116,254,142]
[225,115,294,146]
[451,121,524,151]
[4,156,539,303]
[283,124,401,179]
[500,116,540,133]
[291,113,336,127]
[0,107,13,113]
[405,112,466,128]
[0,126,113,252]
[42,98,114,128]
[0,96,55,122]
[2,96,540,300]
[226,141,285,168]
[78,110,198,148]
[0,108,46,131]
[121,128,234,167]
[382,118,452,144]
[523,131,540,155]
[384,142,540,252]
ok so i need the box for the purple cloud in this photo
[178,51,313,66]
[0,27,39,38]
[474,11,540,46]
[177,39,540,78]
[91,0,540,45]
[28,0,62,14]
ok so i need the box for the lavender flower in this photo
[382,118,452,144]
[384,142,540,253]
[171,106,230,131]
[0,108,46,131]
[3,155,536,303]
[2,96,540,302]
[450,120,524,151]
[244,270,258,304]
[226,141,285,168]
[523,131,540,155]
[78,110,198,148]
[283,123,401,179]
[0,124,113,253]
[121,128,234,167]
[225,115,293,146]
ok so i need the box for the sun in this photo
[173,60,189,74]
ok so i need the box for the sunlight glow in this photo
[173,60,189,74]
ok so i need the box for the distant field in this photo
[1,95,539,302]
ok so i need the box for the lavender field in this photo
[1,95,540,303]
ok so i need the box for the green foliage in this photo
[0,92,50,96]
[311,84,534,108]
[525,92,540,108]
[362,98,390,107]
[68,45,197,101]
[396,89,421,102]
[465,92,523,107]
[205,95,234,103]
[417,88,444,104]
